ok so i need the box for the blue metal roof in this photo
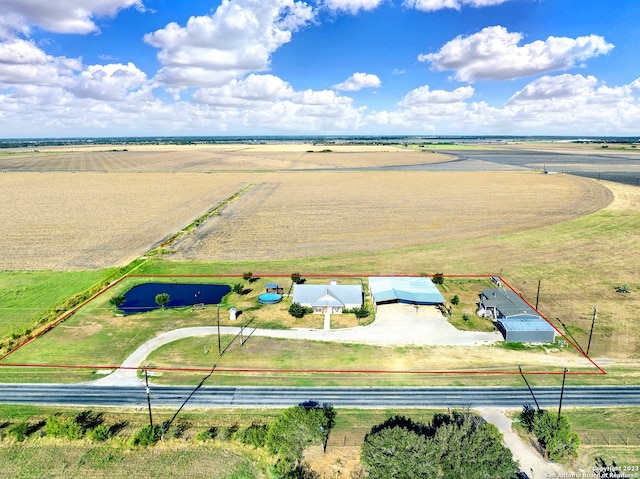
[499,317,555,331]
[369,277,445,304]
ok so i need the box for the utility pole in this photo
[144,364,153,429]
[535,280,541,310]
[558,367,568,421]
[587,305,597,356]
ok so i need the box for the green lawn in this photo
[0,270,111,339]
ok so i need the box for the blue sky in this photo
[1,0,639,137]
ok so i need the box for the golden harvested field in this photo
[0,172,249,270]
[0,143,453,172]
[0,144,611,270]
[169,171,612,262]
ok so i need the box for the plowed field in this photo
[0,143,613,270]
[169,171,612,262]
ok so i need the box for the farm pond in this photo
[119,283,231,315]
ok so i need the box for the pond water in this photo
[119,283,231,315]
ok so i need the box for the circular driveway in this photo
[90,303,502,386]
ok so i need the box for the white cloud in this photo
[399,84,474,105]
[366,74,640,135]
[0,0,144,36]
[333,72,381,91]
[419,26,614,82]
[145,0,315,87]
[0,38,82,84]
[193,73,295,105]
[68,63,148,101]
[404,0,510,12]
[322,0,384,14]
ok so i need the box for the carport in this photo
[368,276,445,308]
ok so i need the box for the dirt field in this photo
[0,144,612,270]
[0,172,249,270]
[0,143,453,172]
[168,171,611,262]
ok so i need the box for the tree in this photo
[243,272,253,281]
[431,411,518,479]
[265,403,335,475]
[109,293,126,312]
[288,302,307,319]
[155,293,170,310]
[361,412,518,479]
[361,416,438,479]
[432,273,444,285]
[232,283,244,294]
[451,295,460,306]
[518,406,579,460]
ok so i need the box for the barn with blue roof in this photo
[368,277,445,307]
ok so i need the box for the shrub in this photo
[218,424,239,442]
[9,421,28,442]
[45,414,83,440]
[345,305,370,319]
[89,424,111,442]
[451,295,460,306]
[288,302,307,319]
[130,425,161,446]
[236,423,268,448]
[195,427,218,442]
[432,273,444,285]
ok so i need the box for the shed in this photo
[497,316,556,343]
[368,276,445,305]
[265,283,283,294]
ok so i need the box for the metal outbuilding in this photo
[368,277,445,305]
[478,288,555,343]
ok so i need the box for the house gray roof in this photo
[480,288,539,318]
[292,284,362,307]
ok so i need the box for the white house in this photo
[292,282,363,314]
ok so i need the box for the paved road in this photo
[0,384,638,409]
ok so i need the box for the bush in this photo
[45,414,84,440]
[195,427,218,442]
[236,423,268,448]
[518,406,579,460]
[130,424,161,446]
[9,421,28,442]
[218,424,239,441]
[345,305,370,319]
[451,295,459,306]
[432,273,444,285]
[288,302,307,319]
[89,424,111,442]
